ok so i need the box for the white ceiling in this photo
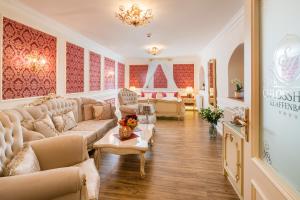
[18,0,244,58]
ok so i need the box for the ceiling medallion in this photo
[149,47,160,56]
[116,4,153,27]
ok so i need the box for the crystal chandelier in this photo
[116,4,153,27]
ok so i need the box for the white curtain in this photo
[160,60,178,89]
[143,60,159,89]
[143,60,178,89]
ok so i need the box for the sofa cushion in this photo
[83,104,94,121]
[33,115,59,138]
[75,159,100,200]
[21,119,35,131]
[71,119,115,139]
[62,130,96,145]
[92,105,104,120]
[4,144,40,176]
[93,104,112,120]
[52,111,77,132]
[52,115,65,132]
[63,111,77,131]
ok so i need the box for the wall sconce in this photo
[26,51,47,71]
[107,71,115,78]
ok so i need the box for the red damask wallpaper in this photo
[2,17,57,99]
[104,57,116,90]
[66,42,84,93]
[89,51,101,91]
[118,62,125,89]
[154,64,168,88]
[173,64,194,88]
[129,65,148,88]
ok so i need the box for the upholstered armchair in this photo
[118,88,139,117]
[0,112,100,200]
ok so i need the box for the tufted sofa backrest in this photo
[43,98,78,122]
[71,97,107,122]
[118,88,138,105]
[3,98,79,129]
[0,112,23,176]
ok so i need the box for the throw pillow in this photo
[93,105,104,120]
[4,144,40,176]
[83,104,94,121]
[52,111,77,132]
[21,119,35,131]
[33,114,58,137]
[166,92,176,98]
[52,115,65,132]
[144,93,152,99]
[93,104,112,120]
[63,111,77,131]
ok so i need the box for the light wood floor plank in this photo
[97,111,238,200]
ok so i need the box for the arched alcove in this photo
[199,66,205,90]
[228,43,244,99]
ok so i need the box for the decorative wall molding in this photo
[0,1,125,108]
[66,42,84,93]
[89,51,101,91]
[154,64,168,88]
[118,62,125,88]
[173,64,195,88]
[200,7,245,55]
[129,65,148,88]
[104,57,116,90]
[2,17,57,99]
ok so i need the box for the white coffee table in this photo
[93,124,155,177]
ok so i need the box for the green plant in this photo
[231,79,243,92]
[199,107,224,125]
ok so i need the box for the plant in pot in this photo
[199,107,224,138]
[231,79,244,99]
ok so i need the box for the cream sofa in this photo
[118,88,139,117]
[0,111,100,200]
[4,97,117,149]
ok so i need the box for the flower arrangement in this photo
[118,115,138,139]
[118,114,138,129]
[199,107,224,138]
[199,107,224,125]
[231,79,243,92]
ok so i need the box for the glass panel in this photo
[260,0,300,194]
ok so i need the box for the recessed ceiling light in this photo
[148,46,160,56]
[146,33,152,38]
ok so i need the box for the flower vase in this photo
[234,91,244,99]
[209,124,218,138]
[119,126,133,140]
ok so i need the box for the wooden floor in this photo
[97,111,238,200]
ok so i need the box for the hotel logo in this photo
[273,34,300,84]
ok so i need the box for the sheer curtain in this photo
[143,60,178,90]
[160,60,178,89]
[143,60,159,89]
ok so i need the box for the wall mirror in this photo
[208,59,217,107]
